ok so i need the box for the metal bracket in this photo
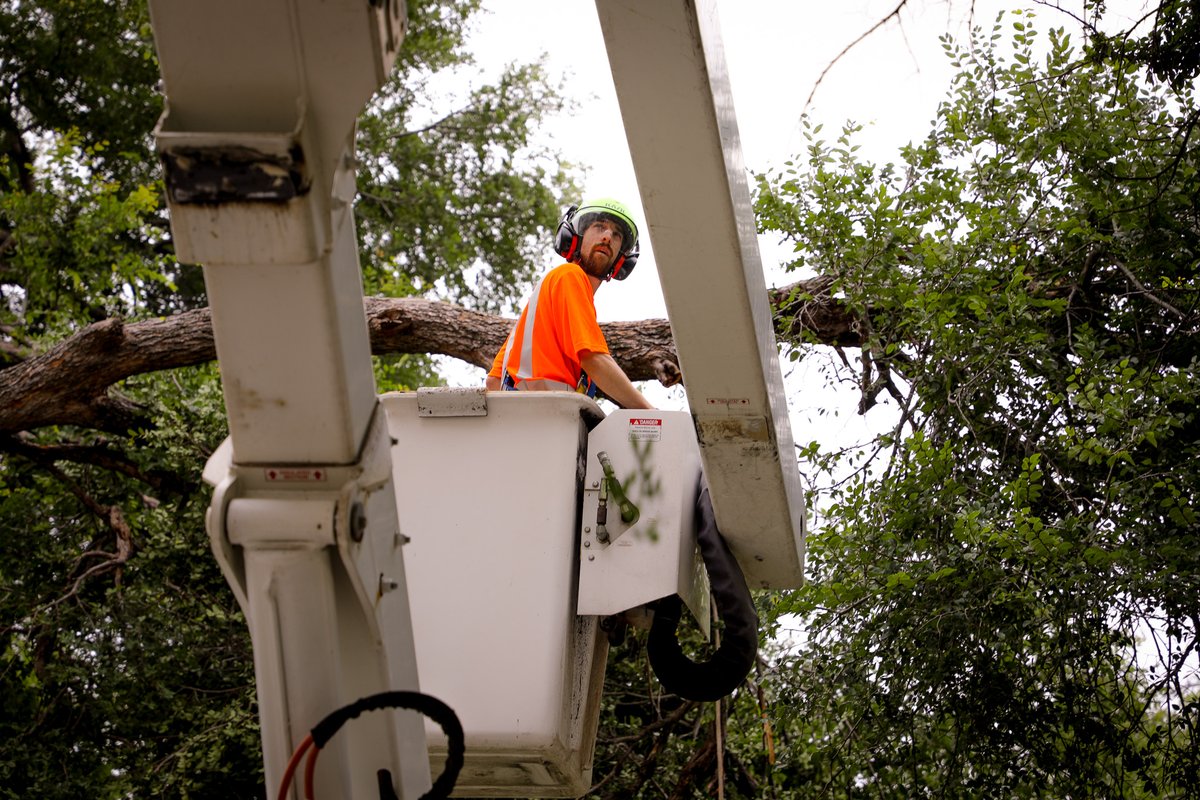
[161,143,310,204]
[416,387,488,418]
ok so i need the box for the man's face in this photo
[578,218,625,279]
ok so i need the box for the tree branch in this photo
[1113,258,1187,319]
[1,432,185,494]
[0,278,862,434]
[8,454,138,611]
[0,311,214,433]
[805,0,909,108]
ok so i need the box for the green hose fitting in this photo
[597,450,640,525]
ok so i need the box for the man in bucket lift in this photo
[486,198,761,706]
[486,197,655,410]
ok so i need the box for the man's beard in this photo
[580,247,615,279]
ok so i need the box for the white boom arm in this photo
[595,0,807,589]
[148,2,431,798]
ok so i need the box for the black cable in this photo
[647,474,758,702]
[309,690,464,800]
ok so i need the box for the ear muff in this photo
[609,240,639,281]
[553,204,580,260]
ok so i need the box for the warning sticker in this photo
[628,417,662,442]
[264,468,327,482]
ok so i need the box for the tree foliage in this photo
[755,9,1199,796]
[1089,0,1200,89]
[354,0,578,313]
[0,366,261,799]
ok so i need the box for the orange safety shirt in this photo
[489,262,609,392]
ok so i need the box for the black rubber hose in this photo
[647,474,758,702]
[310,690,463,800]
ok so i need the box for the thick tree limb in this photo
[768,276,864,347]
[0,277,859,434]
[0,310,215,434]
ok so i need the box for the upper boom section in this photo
[595,0,806,589]
[148,0,406,465]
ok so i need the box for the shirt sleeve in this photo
[487,343,505,379]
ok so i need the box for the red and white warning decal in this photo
[628,417,662,442]
[264,467,328,482]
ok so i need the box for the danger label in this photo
[628,417,662,442]
[264,468,327,482]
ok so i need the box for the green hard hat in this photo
[574,197,639,254]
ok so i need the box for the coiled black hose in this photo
[647,474,758,702]
[306,690,463,800]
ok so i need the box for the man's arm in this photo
[485,375,502,391]
[581,351,654,409]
